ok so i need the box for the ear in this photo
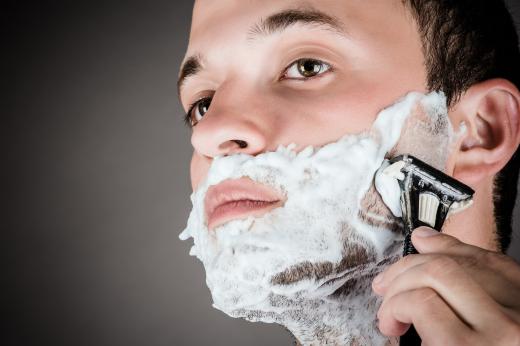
[448,79,520,185]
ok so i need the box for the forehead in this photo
[187,0,412,51]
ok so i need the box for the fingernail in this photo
[414,227,439,237]
[373,272,384,285]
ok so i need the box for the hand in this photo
[372,226,520,345]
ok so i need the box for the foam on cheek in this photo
[179,92,454,345]
[375,92,459,217]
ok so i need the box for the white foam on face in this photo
[180,92,454,345]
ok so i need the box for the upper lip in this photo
[204,177,284,229]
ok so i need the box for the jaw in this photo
[227,243,402,346]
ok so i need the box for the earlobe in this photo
[449,79,520,185]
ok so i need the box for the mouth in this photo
[204,177,284,230]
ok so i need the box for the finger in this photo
[373,228,477,295]
[411,226,483,257]
[372,252,518,310]
[378,255,512,332]
[372,253,431,295]
[377,287,474,345]
[410,227,520,308]
[412,227,520,286]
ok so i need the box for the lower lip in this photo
[208,199,280,230]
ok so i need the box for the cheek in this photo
[322,92,378,133]
[282,88,381,142]
[282,74,404,140]
[190,152,211,190]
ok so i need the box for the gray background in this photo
[4,1,520,345]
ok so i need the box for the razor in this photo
[382,154,474,345]
[383,154,474,255]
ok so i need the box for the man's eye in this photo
[185,97,212,126]
[283,58,331,79]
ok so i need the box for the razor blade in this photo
[383,154,474,255]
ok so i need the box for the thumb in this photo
[411,226,478,256]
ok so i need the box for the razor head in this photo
[383,155,474,231]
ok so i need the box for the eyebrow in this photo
[177,8,346,98]
[177,55,202,96]
[247,8,345,39]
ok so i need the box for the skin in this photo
[179,0,520,343]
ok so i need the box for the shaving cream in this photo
[180,92,455,345]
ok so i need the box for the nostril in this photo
[233,140,248,149]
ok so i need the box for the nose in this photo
[190,91,270,158]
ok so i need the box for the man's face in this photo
[179,0,427,190]
[179,3,459,339]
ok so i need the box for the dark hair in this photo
[403,0,520,251]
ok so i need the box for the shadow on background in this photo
[4,1,520,345]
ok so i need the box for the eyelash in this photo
[183,58,332,127]
[184,98,209,127]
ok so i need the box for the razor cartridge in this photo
[383,154,475,255]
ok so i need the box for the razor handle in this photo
[390,155,474,346]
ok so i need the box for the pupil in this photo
[299,60,320,76]
[198,99,210,116]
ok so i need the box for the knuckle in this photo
[413,287,438,306]
[481,249,499,264]
[425,256,459,277]
[442,235,463,251]
[453,248,504,274]
[462,252,481,269]
[410,287,449,320]
[400,253,418,267]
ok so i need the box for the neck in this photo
[443,177,497,250]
